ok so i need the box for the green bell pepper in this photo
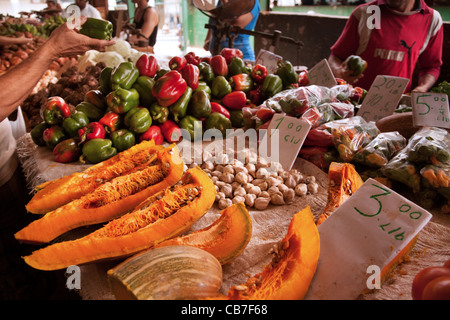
[30,122,50,146]
[275,60,299,87]
[211,75,232,99]
[62,111,90,137]
[99,67,113,94]
[261,74,283,98]
[106,88,140,114]
[149,102,169,124]
[85,89,108,111]
[75,101,103,121]
[344,55,367,77]
[111,62,140,90]
[81,138,117,164]
[170,86,193,123]
[133,75,156,108]
[195,81,211,98]
[111,128,136,152]
[205,112,232,138]
[228,56,247,77]
[42,125,67,149]
[229,110,244,128]
[124,107,152,134]
[179,115,203,141]
[198,62,214,84]
[79,17,113,40]
[188,90,211,118]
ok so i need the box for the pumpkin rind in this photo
[155,202,252,265]
[15,144,184,244]
[223,205,320,300]
[316,162,363,226]
[107,245,223,300]
[26,140,163,214]
[22,166,216,270]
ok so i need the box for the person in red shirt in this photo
[328,0,443,93]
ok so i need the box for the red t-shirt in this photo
[330,0,443,92]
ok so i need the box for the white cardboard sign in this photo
[255,49,283,75]
[305,178,432,300]
[259,114,311,171]
[358,75,409,122]
[411,92,450,129]
[307,59,337,88]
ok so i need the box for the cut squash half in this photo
[23,166,216,270]
[26,140,164,214]
[15,144,184,244]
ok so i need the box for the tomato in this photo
[412,266,450,300]
[422,276,450,300]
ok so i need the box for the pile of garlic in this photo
[186,148,320,210]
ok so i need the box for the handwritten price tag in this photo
[307,59,336,88]
[411,92,450,129]
[259,114,311,171]
[255,49,283,75]
[359,75,409,122]
[305,178,432,300]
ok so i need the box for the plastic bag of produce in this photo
[405,127,450,164]
[301,102,354,128]
[382,151,421,191]
[420,163,450,199]
[353,131,407,168]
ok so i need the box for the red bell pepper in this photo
[136,54,159,77]
[151,70,187,107]
[53,138,81,163]
[229,73,253,92]
[160,119,182,143]
[251,64,268,84]
[42,96,71,125]
[210,102,230,119]
[222,91,248,110]
[140,125,164,145]
[210,55,228,77]
[99,111,121,133]
[247,86,264,105]
[200,57,211,64]
[78,122,106,144]
[255,106,276,122]
[298,70,309,86]
[180,64,200,91]
[335,78,347,85]
[220,48,244,64]
[184,51,200,65]
[169,56,187,71]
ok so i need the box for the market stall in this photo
[1,9,450,301]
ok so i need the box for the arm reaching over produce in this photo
[0,19,115,122]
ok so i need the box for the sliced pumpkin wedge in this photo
[26,140,164,214]
[155,202,252,265]
[15,144,184,244]
[22,166,216,270]
[316,162,363,226]
[208,205,320,300]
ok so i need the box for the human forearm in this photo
[0,44,56,121]
[411,73,437,93]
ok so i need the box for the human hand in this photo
[411,85,428,93]
[334,62,364,85]
[12,35,33,45]
[45,17,115,59]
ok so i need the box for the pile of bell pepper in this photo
[30,49,310,164]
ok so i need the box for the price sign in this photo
[307,59,337,88]
[358,75,409,122]
[255,49,283,75]
[259,114,311,171]
[305,178,432,300]
[411,92,450,129]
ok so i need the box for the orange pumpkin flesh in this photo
[316,162,363,226]
[155,202,252,265]
[15,144,184,244]
[23,166,216,270]
[26,140,163,214]
[212,205,319,300]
